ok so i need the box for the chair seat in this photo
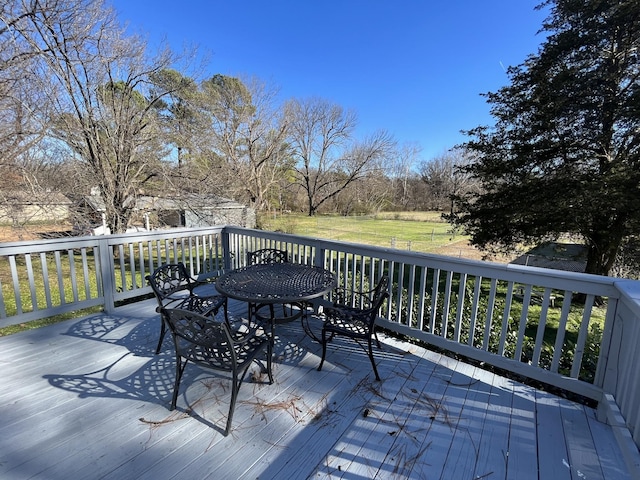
[324,308,370,338]
[170,294,226,316]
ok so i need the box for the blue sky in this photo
[110,0,548,160]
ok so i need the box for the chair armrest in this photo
[332,287,374,309]
[191,277,212,287]
[199,295,227,317]
[324,304,372,321]
[228,324,270,346]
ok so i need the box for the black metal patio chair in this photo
[146,263,227,354]
[246,248,304,324]
[317,275,390,381]
[162,307,273,436]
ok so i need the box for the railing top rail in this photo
[0,226,227,254]
[222,226,620,297]
[104,226,225,245]
[0,236,102,253]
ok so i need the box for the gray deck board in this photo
[0,297,634,479]
[535,389,574,479]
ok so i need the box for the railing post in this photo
[594,298,619,392]
[221,228,232,272]
[313,246,327,268]
[98,237,116,314]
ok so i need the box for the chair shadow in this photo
[43,351,175,405]
[62,311,164,357]
[42,349,251,435]
[48,309,312,435]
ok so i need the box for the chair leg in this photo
[170,356,188,410]
[317,329,328,372]
[225,371,240,436]
[367,337,381,381]
[223,354,272,436]
[155,319,166,354]
[266,336,274,384]
[374,329,382,349]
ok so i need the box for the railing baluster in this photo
[407,264,417,329]
[532,288,553,367]
[8,256,22,315]
[25,253,37,312]
[401,262,410,325]
[67,249,79,303]
[417,265,428,332]
[81,248,91,300]
[571,294,595,378]
[128,242,136,289]
[54,251,64,305]
[514,285,533,361]
[550,291,573,373]
[193,236,200,272]
[93,246,102,297]
[454,272,467,342]
[117,244,126,293]
[441,270,453,338]
[468,276,482,347]
[137,242,145,289]
[498,281,515,356]
[40,252,52,309]
[429,268,440,334]
[482,278,498,351]
[0,276,6,318]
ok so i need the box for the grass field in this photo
[257,211,490,260]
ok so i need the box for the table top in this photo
[215,263,337,304]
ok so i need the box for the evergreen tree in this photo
[451,0,640,276]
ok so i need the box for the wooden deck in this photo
[0,296,634,479]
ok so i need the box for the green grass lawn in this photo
[258,211,464,254]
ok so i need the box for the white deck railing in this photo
[1,225,639,457]
[0,227,226,324]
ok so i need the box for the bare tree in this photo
[419,148,479,214]
[332,171,392,215]
[0,1,47,163]
[286,97,395,216]
[0,1,81,236]
[10,0,185,233]
[390,142,421,210]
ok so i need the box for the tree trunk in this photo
[584,222,625,276]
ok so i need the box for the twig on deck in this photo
[244,394,307,422]
[139,410,190,428]
[408,390,453,428]
[474,472,494,479]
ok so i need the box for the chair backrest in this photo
[247,248,288,265]
[147,263,195,305]
[364,277,390,330]
[333,275,389,310]
[162,308,236,369]
[371,275,389,306]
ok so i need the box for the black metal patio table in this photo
[215,262,337,333]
